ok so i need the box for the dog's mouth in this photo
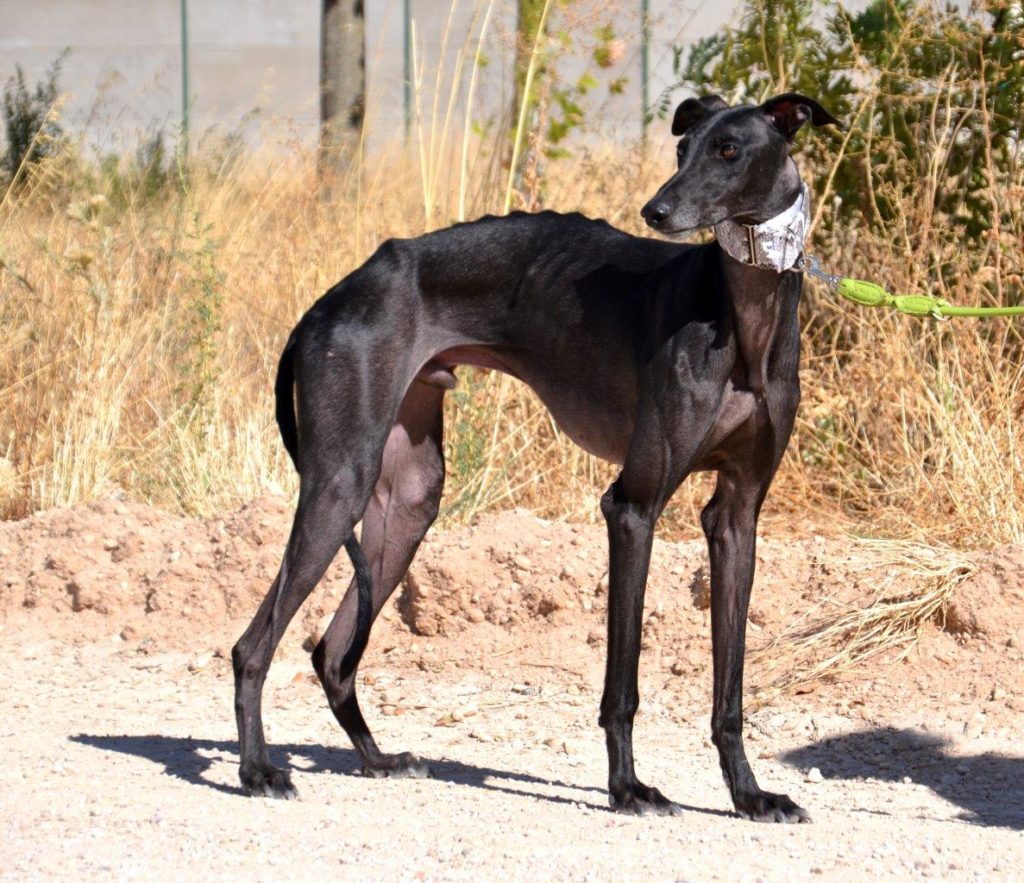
[653,224,696,237]
[647,221,707,240]
[642,208,729,239]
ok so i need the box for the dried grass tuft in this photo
[750,539,976,705]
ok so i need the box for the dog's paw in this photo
[240,764,299,800]
[609,783,683,817]
[734,790,810,823]
[361,752,432,780]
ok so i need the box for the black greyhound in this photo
[232,92,840,821]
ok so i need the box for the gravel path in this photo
[3,636,1022,882]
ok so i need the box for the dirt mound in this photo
[1,496,1022,731]
[0,495,326,647]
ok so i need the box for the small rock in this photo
[804,767,824,783]
[67,570,120,614]
[303,611,335,651]
[120,625,139,642]
[901,776,913,784]
[990,686,1007,701]
[1007,634,1019,649]
[102,537,119,552]
[537,594,561,616]
[189,652,213,673]
[513,555,532,572]
[671,660,686,676]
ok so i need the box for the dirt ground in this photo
[2,495,1023,881]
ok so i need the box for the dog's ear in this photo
[671,94,728,136]
[761,93,842,140]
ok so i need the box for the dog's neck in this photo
[714,183,809,273]
[715,188,807,395]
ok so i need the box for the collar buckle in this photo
[714,183,810,273]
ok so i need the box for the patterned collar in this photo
[714,184,809,273]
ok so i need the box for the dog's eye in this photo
[719,143,739,159]
[676,139,688,158]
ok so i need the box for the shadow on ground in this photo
[780,726,1024,830]
[69,733,731,819]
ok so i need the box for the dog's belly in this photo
[530,381,634,463]
[423,346,634,464]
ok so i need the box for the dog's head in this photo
[641,93,840,235]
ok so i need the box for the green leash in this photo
[803,255,1024,319]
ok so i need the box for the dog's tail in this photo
[337,535,373,682]
[275,329,300,470]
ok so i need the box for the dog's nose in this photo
[642,200,672,227]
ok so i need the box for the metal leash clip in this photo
[802,254,842,291]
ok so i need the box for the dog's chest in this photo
[700,380,767,461]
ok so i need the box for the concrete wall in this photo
[0,0,741,152]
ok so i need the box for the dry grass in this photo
[0,134,650,521]
[3,131,1021,547]
[749,538,977,704]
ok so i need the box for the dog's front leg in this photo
[702,469,810,823]
[598,477,683,816]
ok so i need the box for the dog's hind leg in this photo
[313,379,445,778]
[232,430,390,798]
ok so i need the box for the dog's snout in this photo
[642,200,672,228]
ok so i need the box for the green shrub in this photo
[1,50,68,185]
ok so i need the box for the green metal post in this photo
[181,0,190,158]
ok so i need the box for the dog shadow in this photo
[780,726,1024,830]
[69,733,728,818]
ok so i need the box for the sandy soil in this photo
[1,496,1022,881]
